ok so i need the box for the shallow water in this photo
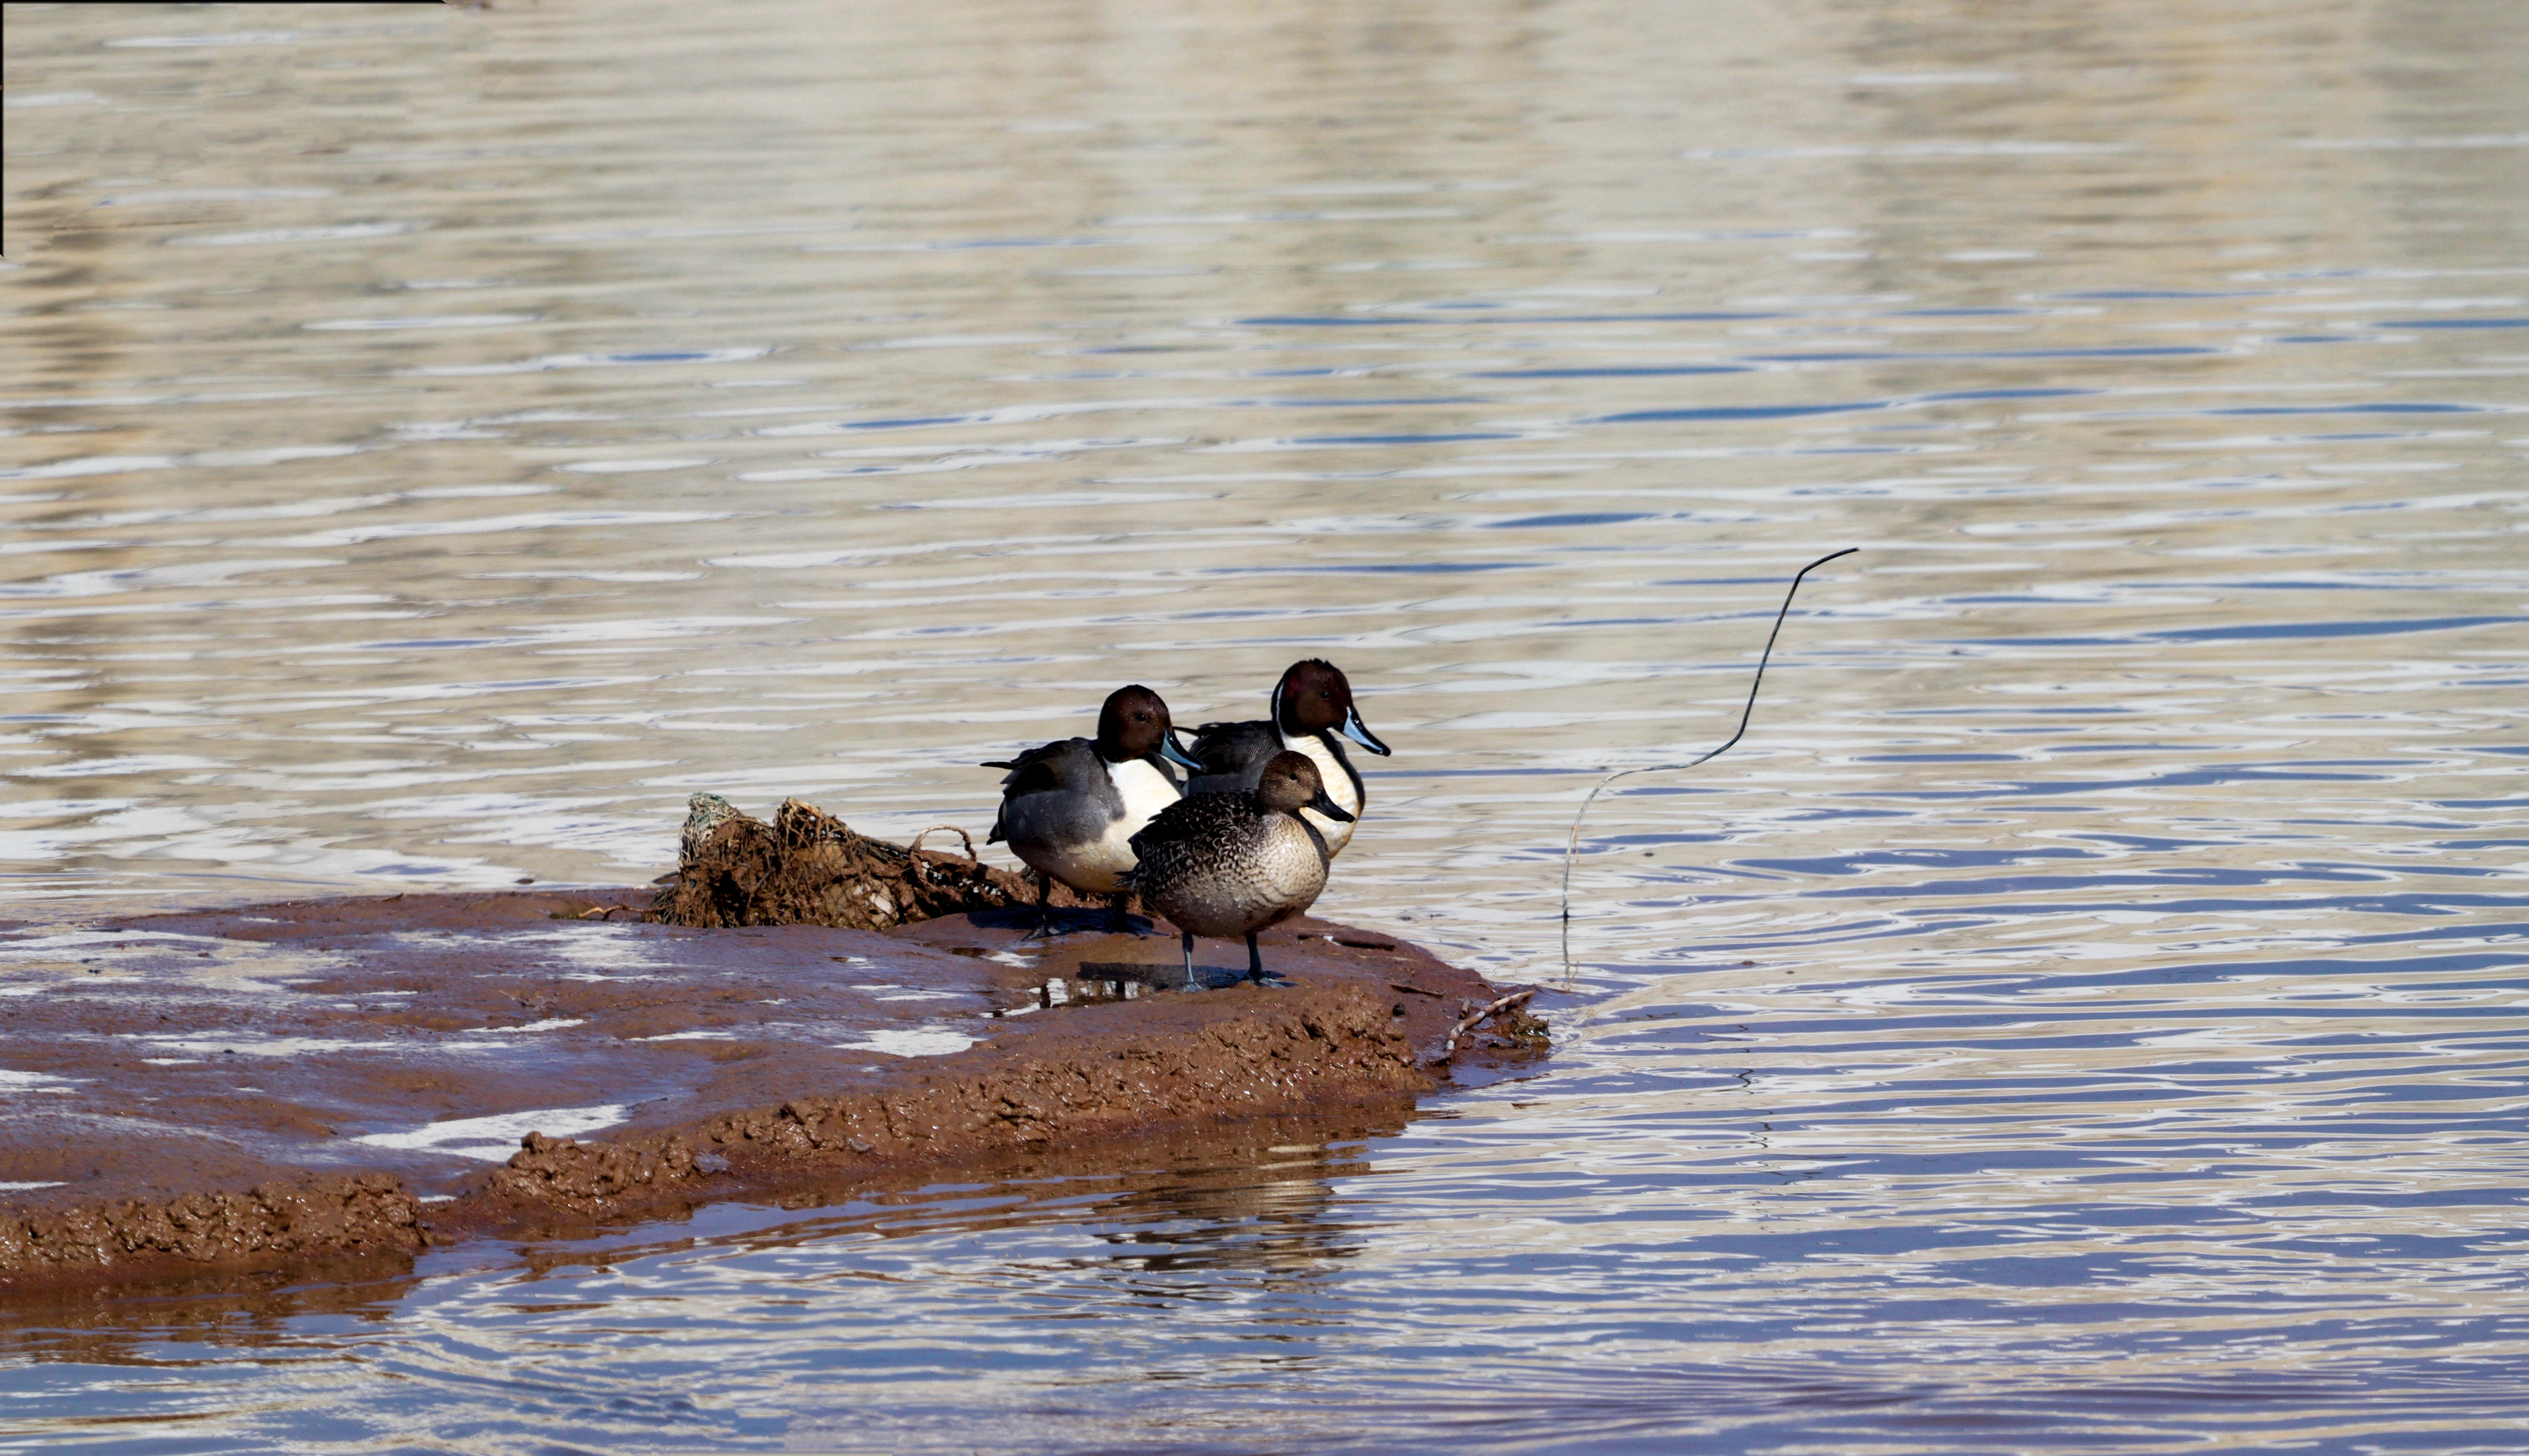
[4,0,2527,1449]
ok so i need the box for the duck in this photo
[1128,750,1353,990]
[985,684,1204,934]
[1184,658,1389,857]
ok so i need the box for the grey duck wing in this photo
[984,738,1068,791]
[1184,719,1279,796]
[985,737,1101,843]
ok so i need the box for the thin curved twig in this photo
[1431,988,1539,1064]
[1559,546,1858,979]
[908,824,980,862]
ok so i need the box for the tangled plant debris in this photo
[650,795,1104,931]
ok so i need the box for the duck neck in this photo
[1278,725,1363,815]
[1288,810,1331,861]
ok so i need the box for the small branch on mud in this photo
[1431,988,1540,1064]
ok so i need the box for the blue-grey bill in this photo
[1339,707,1391,756]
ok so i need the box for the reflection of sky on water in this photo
[3,0,2526,1448]
[352,1104,630,1162]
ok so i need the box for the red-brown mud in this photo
[0,801,1541,1294]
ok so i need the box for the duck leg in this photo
[1179,930,1203,992]
[1019,873,1056,941]
[1245,931,1267,985]
[1107,891,1136,935]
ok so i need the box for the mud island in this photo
[0,799,1542,1294]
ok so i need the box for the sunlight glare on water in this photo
[2,0,2526,1449]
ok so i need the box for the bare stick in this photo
[907,824,979,862]
[1558,547,1858,978]
[1432,988,1539,1063]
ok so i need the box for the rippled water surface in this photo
[5,0,2528,1449]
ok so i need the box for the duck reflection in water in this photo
[1090,1125,1388,1281]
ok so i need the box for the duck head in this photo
[1097,684,1204,769]
[1269,658,1391,757]
[1256,750,1354,822]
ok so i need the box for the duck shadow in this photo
[963,905,1158,938]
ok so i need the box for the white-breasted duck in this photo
[1128,750,1353,990]
[1184,658,1389,857]
[985,684,1204,934]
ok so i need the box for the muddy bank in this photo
[0,1102,1418,1354]
[0,802,1540,1293]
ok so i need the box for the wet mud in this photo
[0,801,1537,1294]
